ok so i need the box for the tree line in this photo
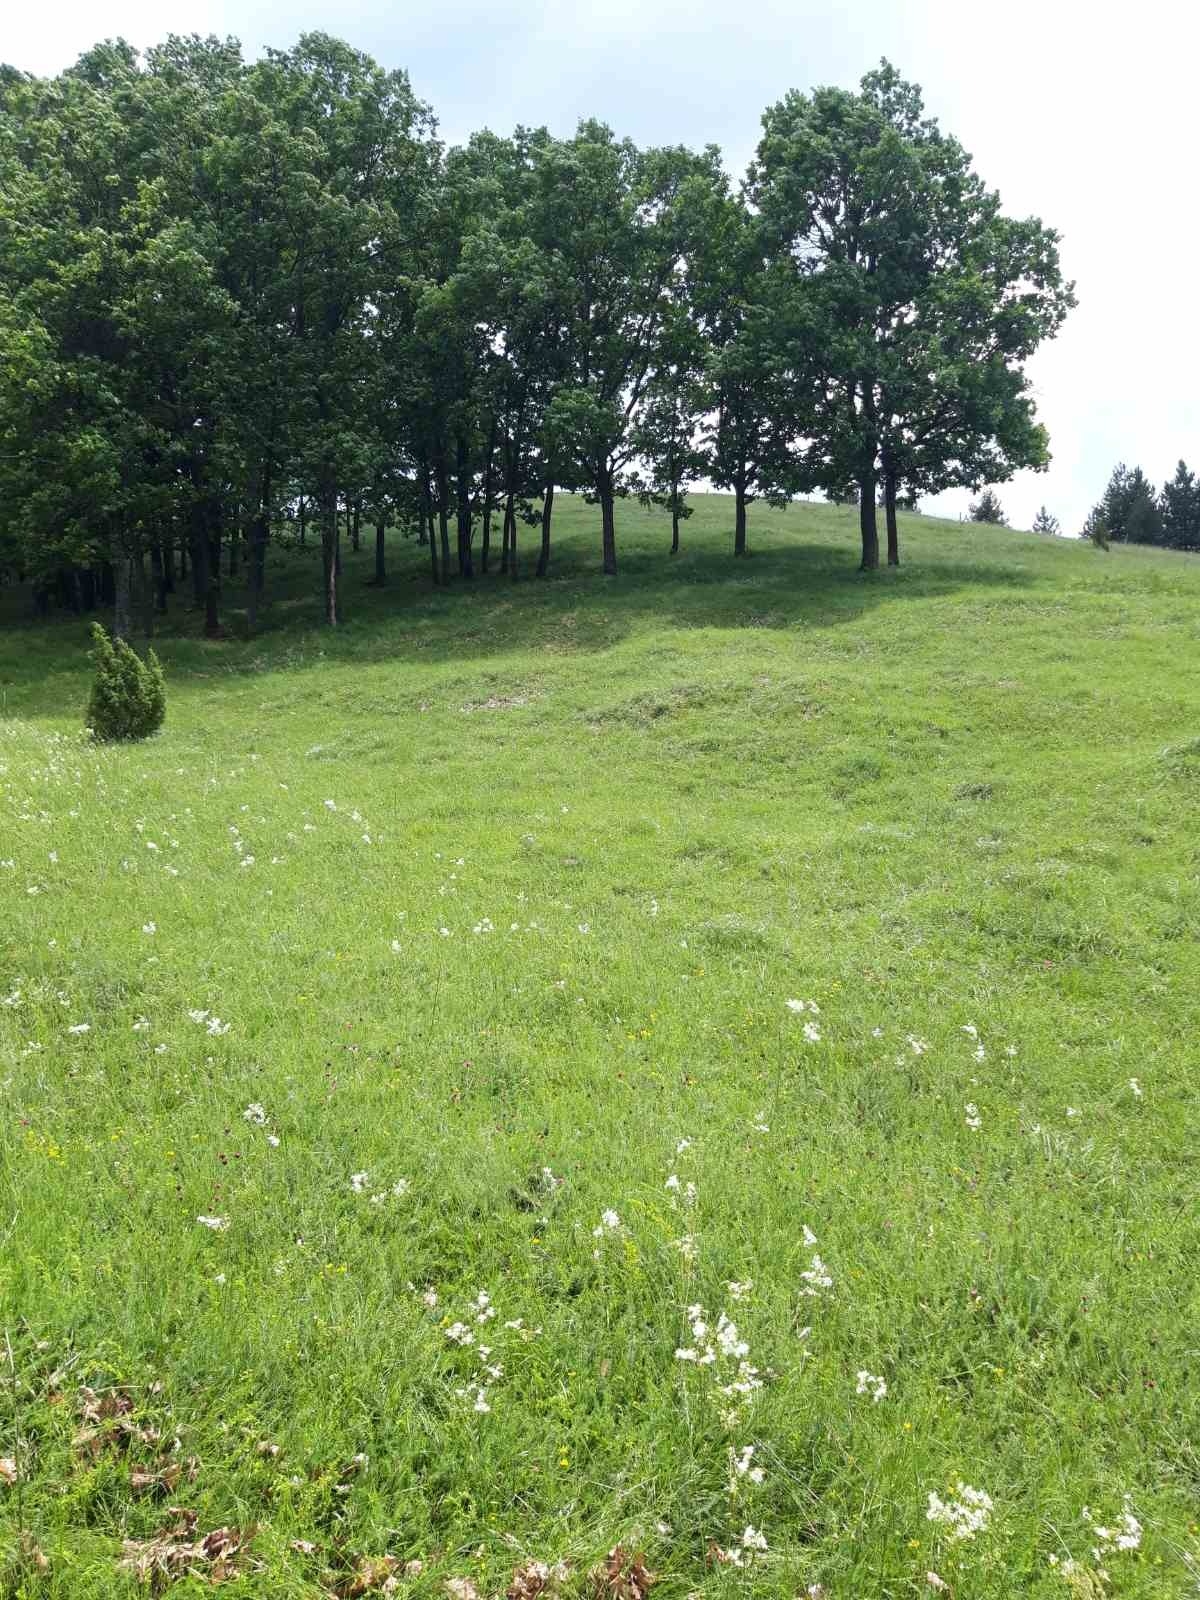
[0,36,1074,636]
[1083,461,1200,550]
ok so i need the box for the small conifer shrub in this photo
[86,623,166,741]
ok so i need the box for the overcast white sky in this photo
[4,0,1198,531]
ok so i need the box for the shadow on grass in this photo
[0,502,1038,721]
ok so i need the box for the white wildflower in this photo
[349,1171,370,1193]
[1129,1078,1143,1098]
[926,1483,993,1541]
[856,1369,887,1403]
[142,922,156,935]
[965,1103,982,1131]
[242,1103,267,1126]
[800,1253,832,1296]
[196,1215,229,1231]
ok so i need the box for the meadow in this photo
[1,496,1198,1598]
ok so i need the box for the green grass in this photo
[2,496,1198,1597]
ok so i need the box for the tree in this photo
[685,182,800,556]
[1032,506,1060,535]
[749,61,1073,570]
[1094,463,1162,546]
[969,489,1006,524]
[1160,461,1200,551]
[535,124,719,575]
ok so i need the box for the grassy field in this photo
[2,496,1198,1598]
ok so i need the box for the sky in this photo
[4,0,1198,531]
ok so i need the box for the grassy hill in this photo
[2,497,1197,1596]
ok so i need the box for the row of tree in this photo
[1083,462,1200,550]
[0,36,1074,636]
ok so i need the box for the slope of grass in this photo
[2,498,1198,1597]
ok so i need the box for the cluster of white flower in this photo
[711,1525,769,1567]
[348,1170,409,1205]
[730,1442,765,1486]
[786,997,823,1043]
[800,1237,833,1298]
[965,1103,982,1131]
[926,1483,994,1541]
[856,1369,887,1403]
[442,1290,513,1414]
[675,1303,761,1408]
[591,1208,622,1258]
[1084,1496,1142,1558]
[187,1008,230,1036]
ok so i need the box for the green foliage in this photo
[1092,462,1162,546]
[1032,504,1060,535]
[85,622,166,741]
[1160,460,1200,550]
[1083,507,1111,548]
[968,488,1006,524]
[0,39,1075,615]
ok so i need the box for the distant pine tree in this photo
[1032,506,1060,535]
[968,489,1006,524]
[1160,460,1200,550]
[1099,463,1162,543]
[1126,473,1164,550]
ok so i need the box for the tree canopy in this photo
[0,42,1075,633]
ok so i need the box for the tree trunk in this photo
[417,504,428,545]
[600,479,617,576]
[884,468,899,566]
[113,550,134,641]
[162,539,175,595]
[858,468,880,571]
[351,500,361,554]
[536,480,554,577]
[321,481,339,625]
[734,482,748,557]
[228,526,239,579]
[455,433,473,579]
[671,502,680,555]
[373,518,387,585]
[501,490,514,574]
[247,468,270,633]
[139,552,154,637]
[177,540,187,585]
[298,497,306,549]
[439,507,451,578]
[423,473,440,586]
[435,457,451,576]
[204,515,222,638]
[480,417,496,573]
[189,531,206,608]
[150,544,168,615]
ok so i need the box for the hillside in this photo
[1,497,1196,1597]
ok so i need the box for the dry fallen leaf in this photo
[507,1558,569,1600]
[117,1507,252,1587]
[591,1547,657,1600]
[0,1456,17,1485]
[445,1579,481,1600]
